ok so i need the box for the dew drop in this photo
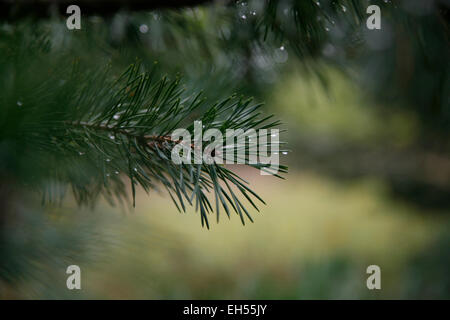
[282,151,288,155]
[78,151,85,156]
[139,24,149,34]
[106,158,111,162]
[241,14,247,20]
[113,114,120,120]
[109,134,115,140]
[115,171,119,175]
[17,101,23,107]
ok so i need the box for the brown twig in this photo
[69,121,189,150]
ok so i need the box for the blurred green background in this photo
[1,0,449,299]
[2,68,448,299]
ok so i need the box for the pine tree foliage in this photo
[0,26,287,228]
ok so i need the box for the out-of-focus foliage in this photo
[1,172,448,299]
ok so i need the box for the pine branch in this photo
[0,37,287,227]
